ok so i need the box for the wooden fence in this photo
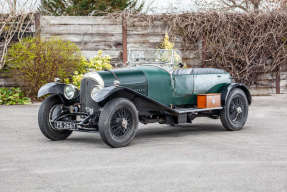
[1,15,286,94]
[40,16,202,67]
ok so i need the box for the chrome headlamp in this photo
[91,85,102,101]
[64,84,77,100]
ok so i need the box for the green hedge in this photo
[0,87,31,105]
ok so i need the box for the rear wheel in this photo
[38,95,72,140]
[98,98,139,148]
[220,88,249,131]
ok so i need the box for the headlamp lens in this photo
[64,85,75,100]
[91,86,101,101]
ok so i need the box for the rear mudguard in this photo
[221,83,252,106]
[38,82,79,104]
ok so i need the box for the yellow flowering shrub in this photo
[70,71,83,88]
[89,50,112,71]
[159,32,182,66]
[66,50,112,87]
[160,33,174,50]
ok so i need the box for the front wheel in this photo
[220,88,249,131]
[98,98,139,148]
[38,95,72,140]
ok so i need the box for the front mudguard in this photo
[221,83,252,106]
[93,86,176,114]
[92,86,124,103]
[38,82,79,104]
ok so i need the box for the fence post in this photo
[276,66,281,94]
[201,35,206,67]
[34,12,41,38]
[122,14,128,65]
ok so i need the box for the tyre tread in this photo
[38,95,72,141]
[220,88,248,131]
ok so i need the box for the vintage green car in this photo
[38,50,251,148]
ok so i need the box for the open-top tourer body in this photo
[38,49,251,147]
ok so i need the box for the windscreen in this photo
[127,49,181,67]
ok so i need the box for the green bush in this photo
[6,37,82,99]
[0,87,31,105]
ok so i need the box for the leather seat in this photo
[173,68,226,75]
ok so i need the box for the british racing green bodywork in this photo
[97,66,232,106]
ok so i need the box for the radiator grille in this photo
[80,78,99,112]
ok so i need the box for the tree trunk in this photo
[280,0,287,9]
[252,0,260,12]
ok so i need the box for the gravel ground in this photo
[0,95,287,192]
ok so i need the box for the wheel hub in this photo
[121,118,128,129]
[110,107,133,139]
[236,107,242,113]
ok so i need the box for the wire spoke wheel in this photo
[229,96,246,124]
[110,107,133,139]
[48,104,63,130]
[98,98,139,148]
[220,88,249,131]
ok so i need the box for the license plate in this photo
[54,121,77,130]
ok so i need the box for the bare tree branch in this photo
[196,0,285,12]
[125,12,287,86]
[0,0,37,70]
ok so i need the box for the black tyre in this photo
[98,98,139,148]
[38,95,72,140]
[220,88,249,131]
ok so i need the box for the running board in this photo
[174,107,223,114]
